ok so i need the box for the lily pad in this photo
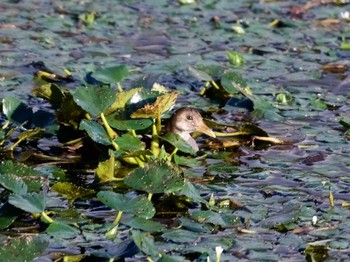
[2,96,33,125]
[51,182,95,205]
[226,50,245,66]
[188,66,213,81]
[160,133,197,154]
[8,192,46,214]
[0,236,49,262]
[0,161,42,192]
[131,230,158,257]
[124,160,185,194]
[79,119,111,145]
[97,191,155,219]
[95,152,118,182]
[32,83,65,107]
[0,173,27,195]
[91,65,128,84]
[73,85,116,116]
[131,91,179,119]
[114,134,143,151]
[220,71,247,94]
[106,113,153,131]
[45,221,79,238]
[122,217,165,232]
[106,88,142,113]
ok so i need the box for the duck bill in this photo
[197,122,216,138]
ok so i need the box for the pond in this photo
[0,0,350,261]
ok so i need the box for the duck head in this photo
[167,107,216,152]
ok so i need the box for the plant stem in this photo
[156,114,162,134]
[101,112,118,139]
[148,193,153,201]
[111,140,120,151]
[117,82,123,92]
[41,211,53,224]
[168,147,178,162]
[210,80,220,90]
[151,123,160,157]
[131,129,137,137]
[113,210,123,225]
[1,120,10,130]
[135,157,145,167]
[214,131,250,137]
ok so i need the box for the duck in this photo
[167,107,216,152]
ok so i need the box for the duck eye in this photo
[186,115,193,120]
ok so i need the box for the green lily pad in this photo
[122,217,165,232]
[79,119,111,145]
[73,85,116,116]
[2,96,33,124]
[97,191,155,219]
[106,113,153,131]
[114,134,143,151]
[162,229,200,243]
[95,152,118,182]
[0,236,49,262]
[106,88,142,113]
[188,66,213,81]
[180,181,207,204]
[160,133,197,154]
[51,182,95,205]
[226,50,245,66]
[0,203,22,230]
[220,71,247,94]
[131,230,158,257]
[45,220,79,238]
[124,160,185,194]
[8,192,46,214]
[0,161,43,192]
[32,83,65,107]
[91,64,128,84]
[131,91,179,119]
[173,155,201,167]
[0,173,27,194]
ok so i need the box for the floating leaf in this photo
[73,85,116,116]
[122,217,165,232]
[0,161,42,192]
[220,71,247,94]
[9,192,46,214]
[106,88,142,113]
[131,230,158,257]
[188,66,213,82]
[79,119,111,145]
[226,50,245,66]
[0,203,22,230]
[162,229,200,243]
[0,236,49,262]
[124,160,184,194]
[131,91,179,119]
[180,182,207,204]
[160,133,197,154]
[2,96,33,125]
[114,134,143,151]
[106,114,153,131]
[95,152,117,182]
[45,221,79,238]
[32,83,65,107]
[51,182,95,205]
[0,173,27,194]
[97,191,155,219]
[56,93,86,127]
[91,65,128,84]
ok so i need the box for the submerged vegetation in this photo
[1,0,350,261]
